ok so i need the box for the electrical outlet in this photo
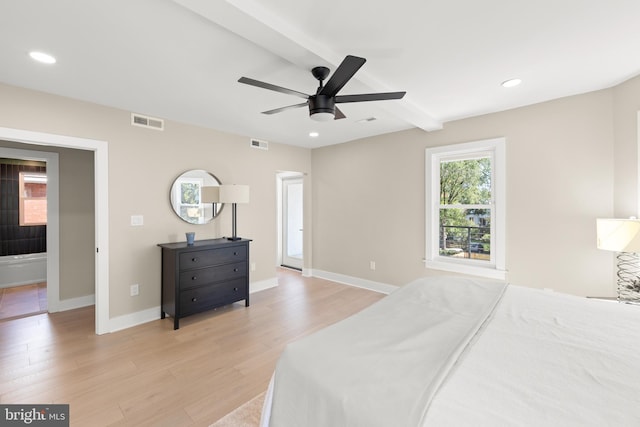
[130,284,139,296]
[130,215,144,226]
[370,261,376,270]
[251,262,256,272]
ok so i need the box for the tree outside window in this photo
[439,157,491,260]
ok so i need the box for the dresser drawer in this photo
[180,278,247,316]
[179,245,247,270]
[179,261,247,289]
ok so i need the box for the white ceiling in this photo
[1,0,640,148]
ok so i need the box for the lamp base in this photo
[616,252,640,305]
[227,236,242,241]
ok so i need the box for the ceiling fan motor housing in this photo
[309,95,335,115]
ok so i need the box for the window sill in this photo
[424,259,507,281]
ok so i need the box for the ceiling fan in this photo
[238,55,406,122]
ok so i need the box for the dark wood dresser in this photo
[158,238,251,329]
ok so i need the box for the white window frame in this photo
[425,137,506,280]
[19,171,48,226]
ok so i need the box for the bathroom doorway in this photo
[0,151,55,321]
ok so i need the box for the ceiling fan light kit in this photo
[238,55,406,121]
[309,93,336,121]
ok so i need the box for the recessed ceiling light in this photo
[29,51,56,64]
[309,131,319,138]
[501,78,522,88]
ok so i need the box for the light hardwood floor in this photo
[0,269,385,426]
[0,282,47,321]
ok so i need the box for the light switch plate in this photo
[131,215,144,226]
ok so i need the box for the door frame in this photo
[276,171,304,271]
[0,127,110,335]
[281,176,304,270]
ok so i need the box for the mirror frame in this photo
[169,169,224,224]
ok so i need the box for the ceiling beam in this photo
[173,0,442,131]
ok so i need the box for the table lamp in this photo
[219,185,249,241]
[596,218,640,304]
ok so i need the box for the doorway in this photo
[0,127,109,335]
[0,148,58,322]
[278,173,303,270]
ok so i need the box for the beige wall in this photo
[0,83,311,319]
[313,88,618,297]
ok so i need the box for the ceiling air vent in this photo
[250,138,268,150]
[131,113,164,131]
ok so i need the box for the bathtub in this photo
[0,253,47,288]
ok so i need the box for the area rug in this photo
[209,392,265,427]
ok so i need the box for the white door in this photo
[282,177,303,270]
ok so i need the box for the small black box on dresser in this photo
[158,238,251,329]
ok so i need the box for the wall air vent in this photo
[131,113,164,131]
[250,138,269,150]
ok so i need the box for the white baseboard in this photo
[109,306,160,333]
[106,278,278,333]
[52,294,95,312]
[310,269,398,294]
[251,277,278,293]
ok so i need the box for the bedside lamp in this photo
[596,218,640,304]
[219,185,250,241]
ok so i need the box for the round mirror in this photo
[170,169,223,224]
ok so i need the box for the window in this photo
[425,138,506,279]
[19,172,47,226]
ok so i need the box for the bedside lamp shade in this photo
[596,218,640,252]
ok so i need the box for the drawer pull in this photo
[191,276,197,281]
[233,287,239,292]
[191,257,198,262]
[233,268,239,272]
[191,297,197,302]
[233,251,238,256]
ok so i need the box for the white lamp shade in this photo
[219,185,250,204]
[596,218,640,252]
[201,186,220,203]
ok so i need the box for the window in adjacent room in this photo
[425,138,506,279]
[19,172,47,226]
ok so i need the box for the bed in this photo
[259,276,640,426]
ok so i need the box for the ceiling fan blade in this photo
[262,102,308,115]
[238,77,309,100]
[335,91,406,103]
[318,55,366,97]
[334,107,346,120]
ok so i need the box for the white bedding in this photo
[261,276,640,426]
